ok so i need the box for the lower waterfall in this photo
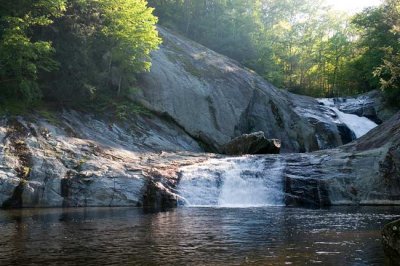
[177,157,285,207]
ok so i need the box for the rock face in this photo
[0,110,399,209]
[0,111,206,209]
[222,132,281,155]
[136,27,382,153]
[277,112,400,206]
[382,219,400,258]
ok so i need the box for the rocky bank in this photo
[0,110,208,208]
[0,109,398,209]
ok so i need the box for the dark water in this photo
[0,207,399,265]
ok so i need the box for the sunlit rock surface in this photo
[0,111,206,208]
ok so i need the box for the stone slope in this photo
[136,27,383,153]
[0,111,206,208]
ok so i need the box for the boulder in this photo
[382,219,400,258]
[222,132,281,155]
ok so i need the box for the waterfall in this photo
[177,157,285,207]
[318,98,377,138]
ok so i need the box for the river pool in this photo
[0,206,399,265]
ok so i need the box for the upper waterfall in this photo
[318,98,378,138]
[177,157,285,208]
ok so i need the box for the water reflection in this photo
[0,207,399,265]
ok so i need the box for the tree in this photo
[100,0,161,95]
[373,0,400,106]
[346,0,400,106]
[0,0,66,102]
[43,0,161,102]
[148,0,261,65]
[0,0,161,104]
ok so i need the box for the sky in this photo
[326,0,382,14]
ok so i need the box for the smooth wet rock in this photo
[222,132,281,155]
[337,124,356,145]
[286,112,400,205]
[284,176,331,207]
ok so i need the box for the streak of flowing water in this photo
[177,157,285,207]
[318,98,378,138]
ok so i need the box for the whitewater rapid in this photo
[177,157,285,207]
[318,98,378,138]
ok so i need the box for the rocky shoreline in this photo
[0,110,398,209]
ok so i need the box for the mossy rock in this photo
[382,219,400,259]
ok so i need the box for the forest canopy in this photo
[0,0,399,108]
[149,0,400,105]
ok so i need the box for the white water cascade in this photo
[318,98,378,138]
[177,157,285,207]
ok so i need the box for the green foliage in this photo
[0,99,32,116]
[36,106,60,124]
[1,0,161,108]
[352,0,400,106]
[252,1,356,97]
[0,0,66,103]
[43,0,161,102]
[1,0,399,111]
[349,4,396,91]
[76,95,150,121]
[149,0,360,97]
[0,98,59,118]
[149,0,260,64]
[100,0,160,72]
